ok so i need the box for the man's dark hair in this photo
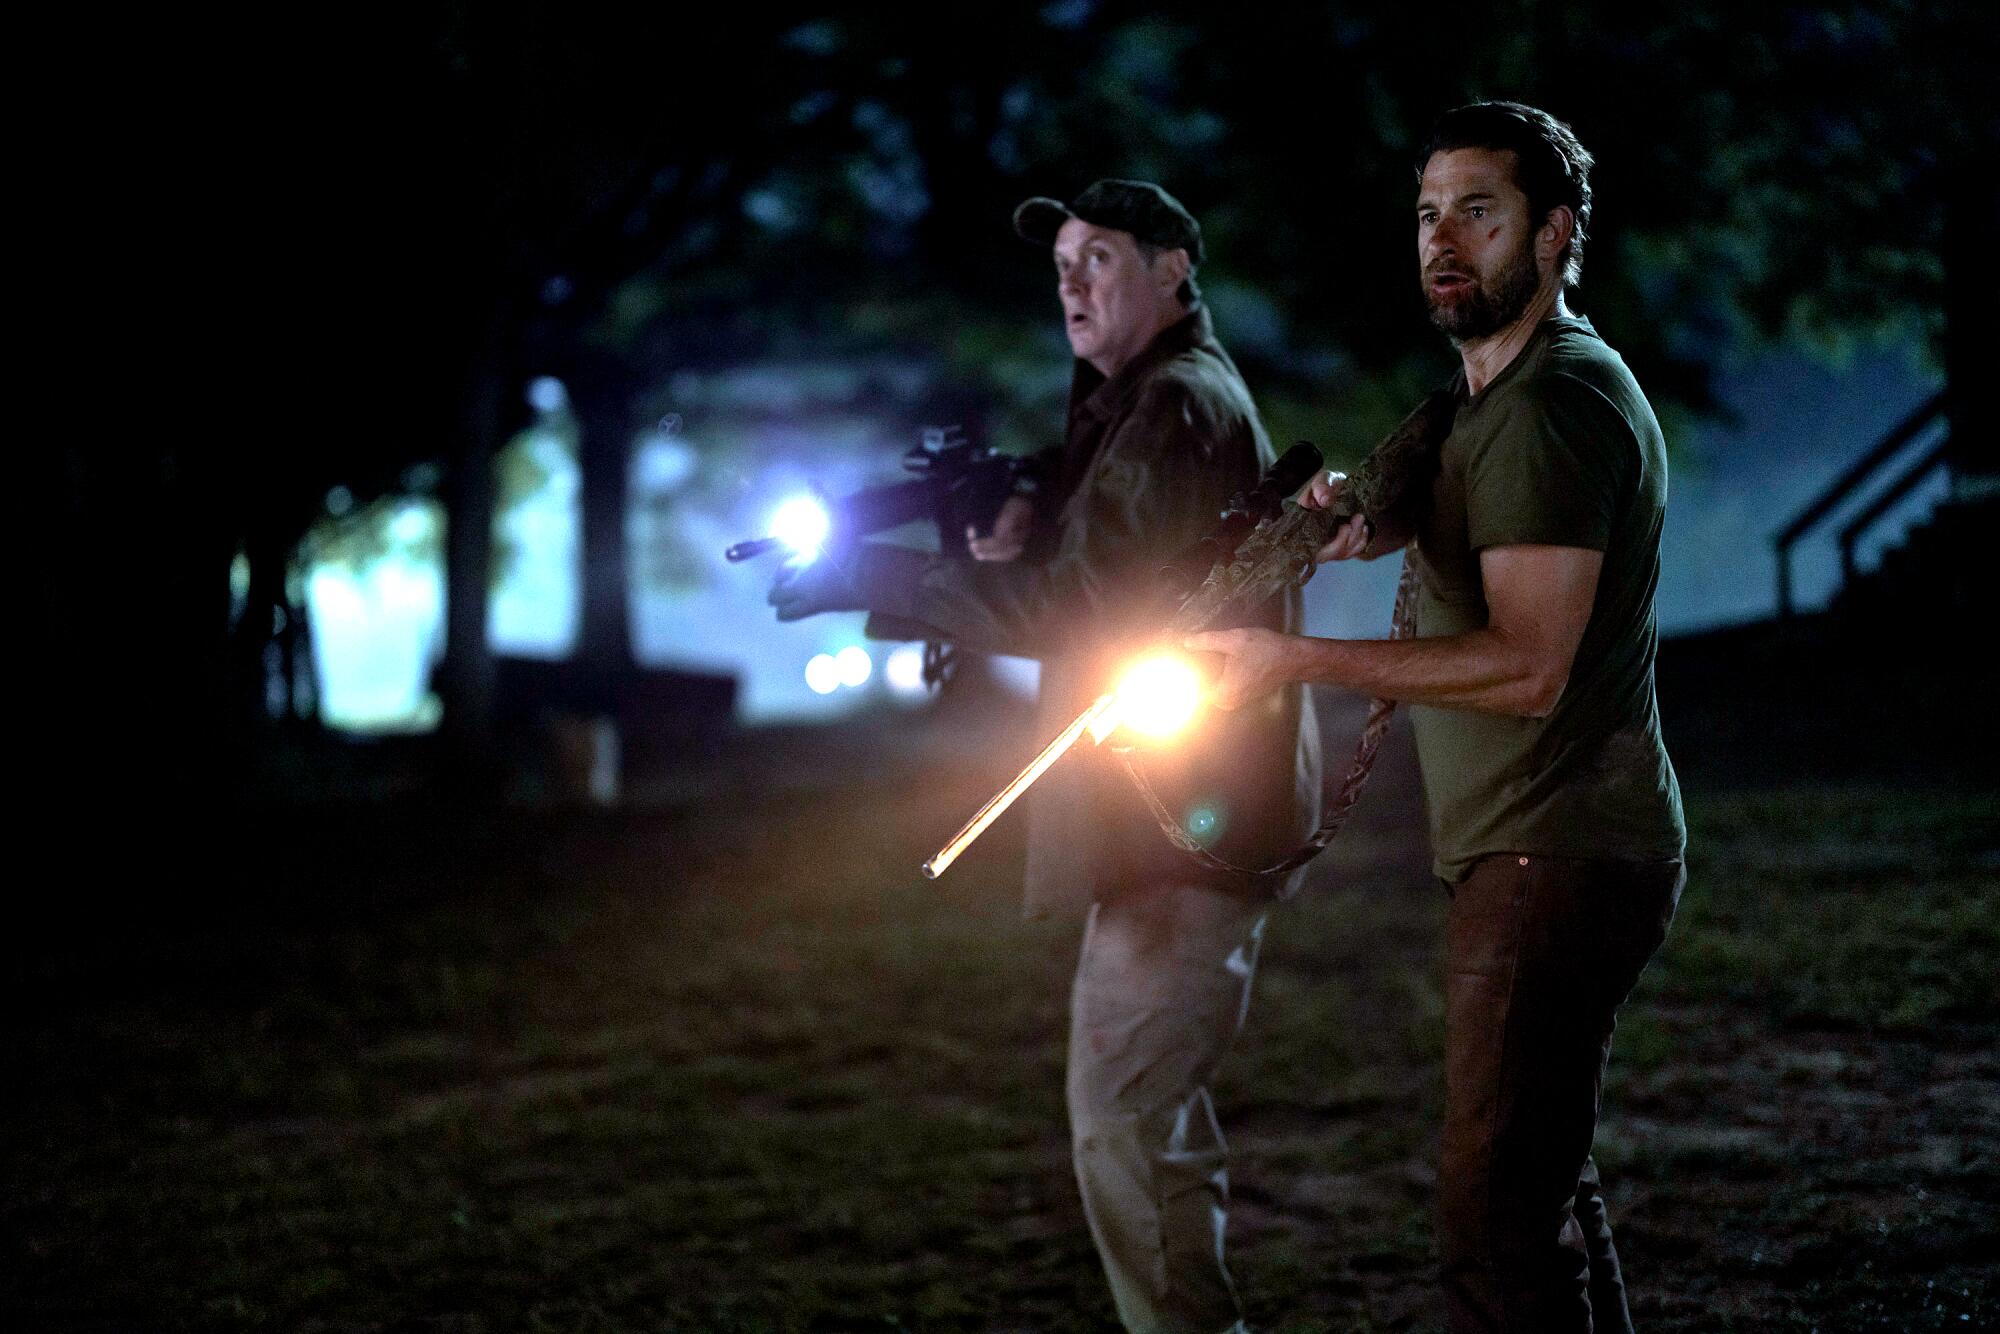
[1421,101,1594,289]
[1136,239,1201,310]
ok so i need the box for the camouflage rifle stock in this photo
[1165,387,1458,637]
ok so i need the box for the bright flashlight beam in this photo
[924,650,1215,880]
[835,645,872,687]
[923,693,1119,880]
[1106,653,1206,741]
[771,495,832,558]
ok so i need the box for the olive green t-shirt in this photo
[1409,314,1685,880]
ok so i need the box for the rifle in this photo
[922,388,1456,879]
[729,427,1043,688]
[725,426,1039,565]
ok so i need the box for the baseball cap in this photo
[1012,179,1204,264]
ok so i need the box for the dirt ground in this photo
[5,693,1995,1331]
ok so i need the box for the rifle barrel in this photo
[922,693,1118,880]
[725,536,785,562]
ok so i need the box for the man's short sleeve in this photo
[1463,372,1633,553]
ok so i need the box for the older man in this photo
[1191,104,1686,1333]
[772,179,1320,1333]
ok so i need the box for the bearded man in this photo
[1190,103,1686,1333]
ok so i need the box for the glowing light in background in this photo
[834,645,872,688]
[489,426,580,658]
[228,549,250,629]
[805,647,876,695]
[635,432,698,492]
[804,653,841,695]
[388,505,434,547]
[884,644,927,696]
[305,498,447,731]
[527,376,570,414]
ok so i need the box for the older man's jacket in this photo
[865,306,1323,917]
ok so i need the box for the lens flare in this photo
[1112,652,1206,740]
[771,495,832,559]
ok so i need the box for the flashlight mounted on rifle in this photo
[729,425,1044,690]
[725,426,1039,565]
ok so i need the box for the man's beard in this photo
[1424,237,1540,342]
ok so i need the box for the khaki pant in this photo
[1067,881,1268,1334]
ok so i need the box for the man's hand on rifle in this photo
[766,542,930,623]
[1181,626,1301,712]
[966,495,1036,562]
[768,551,866,622]
[1296,471,1372,563]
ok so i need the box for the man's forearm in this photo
[1280,627,1562,717]
[833,540,1095,660]
[908,553,1137,660]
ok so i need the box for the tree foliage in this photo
[234,0,1993,524]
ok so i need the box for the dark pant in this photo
[1439,853,1684,1334]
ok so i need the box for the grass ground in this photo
[5,701,1995,1331]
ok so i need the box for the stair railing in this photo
[1835,436,1955,585]
[1772,390,1946,616]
